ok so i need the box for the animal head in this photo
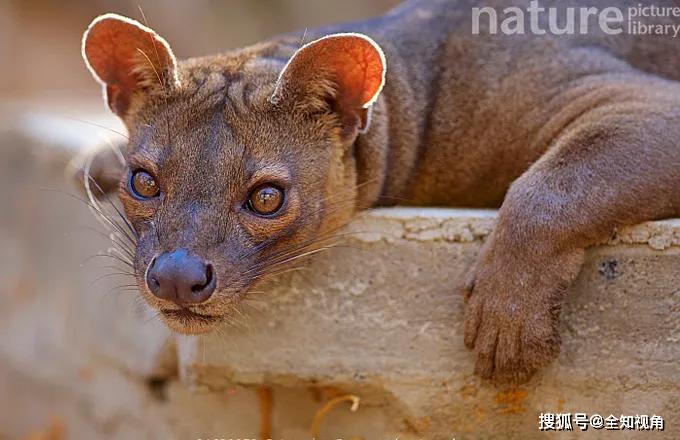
[81,13,386,333]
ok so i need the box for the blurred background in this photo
[0,1,397,439]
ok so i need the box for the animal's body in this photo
[80,0,680,383]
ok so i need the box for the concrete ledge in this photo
[1,106,678,438]
[176,209,680,437]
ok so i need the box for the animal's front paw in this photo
[463,259,562,384]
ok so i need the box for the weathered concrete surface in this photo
[178,210,680,438]
[1,106,679,439]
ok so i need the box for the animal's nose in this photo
[145,249,216,305]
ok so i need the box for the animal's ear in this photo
[270,33,386,136]
[82,13,179,120]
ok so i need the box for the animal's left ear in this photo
[270,33,386,136]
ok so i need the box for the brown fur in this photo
[80,0,680,383]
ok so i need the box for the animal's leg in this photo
[464,95,680,383]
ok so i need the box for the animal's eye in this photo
[247,184,284,216]
[130,169,160,199]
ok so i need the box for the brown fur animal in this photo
[79,0,680,384]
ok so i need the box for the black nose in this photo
[145,249,216,305]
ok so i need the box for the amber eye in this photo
[247,184,284,216]
[130,170,160,199]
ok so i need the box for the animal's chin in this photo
[159,308,222,335]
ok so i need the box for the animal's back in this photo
[344,0,680,207]
[378,0,680,79]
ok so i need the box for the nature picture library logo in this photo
[472,1,680,37]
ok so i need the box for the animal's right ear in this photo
[270,33,386,137]
[82,13,179,121]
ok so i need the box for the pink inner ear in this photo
[324,38,385,108]
[83,15,177,115]
[274,34,385,111]
[86,18,147,89]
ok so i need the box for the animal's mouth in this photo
[159,307,221,333]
